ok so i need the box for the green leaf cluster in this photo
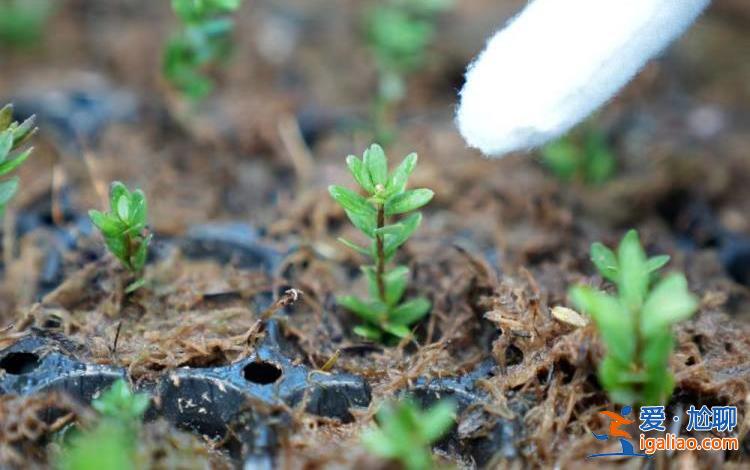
[365,0,453,142]
[570,229,698,406]
[58,379,150,470]
[0,104,36,219]
[89,182,152,290]
[163,0,243,100]
[541,126,616,185]
[329,144,433,342]
[0,0,54,47]
[362,398,455,470]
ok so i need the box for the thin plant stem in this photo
[375,204,386,301]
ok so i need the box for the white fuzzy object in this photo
[456,0,710,157]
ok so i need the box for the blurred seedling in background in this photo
[0,0,54,47]
[362,398,456,470]
[570,229,698,407]
[364,0,453,144]
[540,124,616,185]
[329,144,433,342]
[0,104,36,220]
[89,182,152,293]
[59,379,150,470]
[163,0,244,101]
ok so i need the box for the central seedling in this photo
[89,182,152,292]
[570,230,698,406]
[329,144,433,342]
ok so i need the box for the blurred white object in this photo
[456,0,710,157]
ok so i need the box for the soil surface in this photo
[0,1,749,468]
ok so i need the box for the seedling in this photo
[59,379,150,470]
[329,144,434,342]
[0,0,54,47]
[570,230,698,406]
[364,0,452,143]
[0,104,36,219]
[89,182,152,292]
[163,0,243,100]
[540,125,615,185]
[362,398,455,470]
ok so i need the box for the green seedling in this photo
[570,229,698,406]
[163,0,243,100]
[362,398,456,470]
[0,104,36,219]
[541,126,616,185]
[365,0,453,143]
[89,182,152,292]
[0,0,54,47]
[59,379,150,470]
[329,144,434,342]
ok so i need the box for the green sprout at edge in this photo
[0,104,36,220]
[163,0,243,101]
[362,398,456,470]
[570,229,698,407]
[329,144,433,342]
[89,181,152,293]
[59,379,150,470]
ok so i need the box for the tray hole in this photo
[0,352,41,375]
[243,361,282,384]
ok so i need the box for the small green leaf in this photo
[361,427,397,457]
[363,144,388,186]
[353,324,383,341]
[337,237,370,257]
[0,148,32,177]
[383,266,408,306]
[570,285,635,364]
[329,185,375,216]
[384,212,422,258]
[110,182,130,213]
[128,190,148,232]
[382,323,411,338]
[617,229,649,310]
[390,297,430,325]
[646,255,670,274]
[384,188,433,216]
[374,223,404,237]
[345,209,376,238]
[11,116,36,148]
[89,210,126,235]
[0,104,12,130]
[0,131,13,162]
[419,400,456,442]
[386,152,417,195]
[0,177,19,205]
[346,155,375,194]
[590,242,618,282]
[116,194,131,221]
[103,235,129,266]
[338,295,385,323]
[131,234,152,272]
[641,274,698,337]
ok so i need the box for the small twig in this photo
[319,349,341,372]
[110,321,123,357]
[260,288,303,320]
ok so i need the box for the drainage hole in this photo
[0,352,41,375]
[243,361,282,384]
